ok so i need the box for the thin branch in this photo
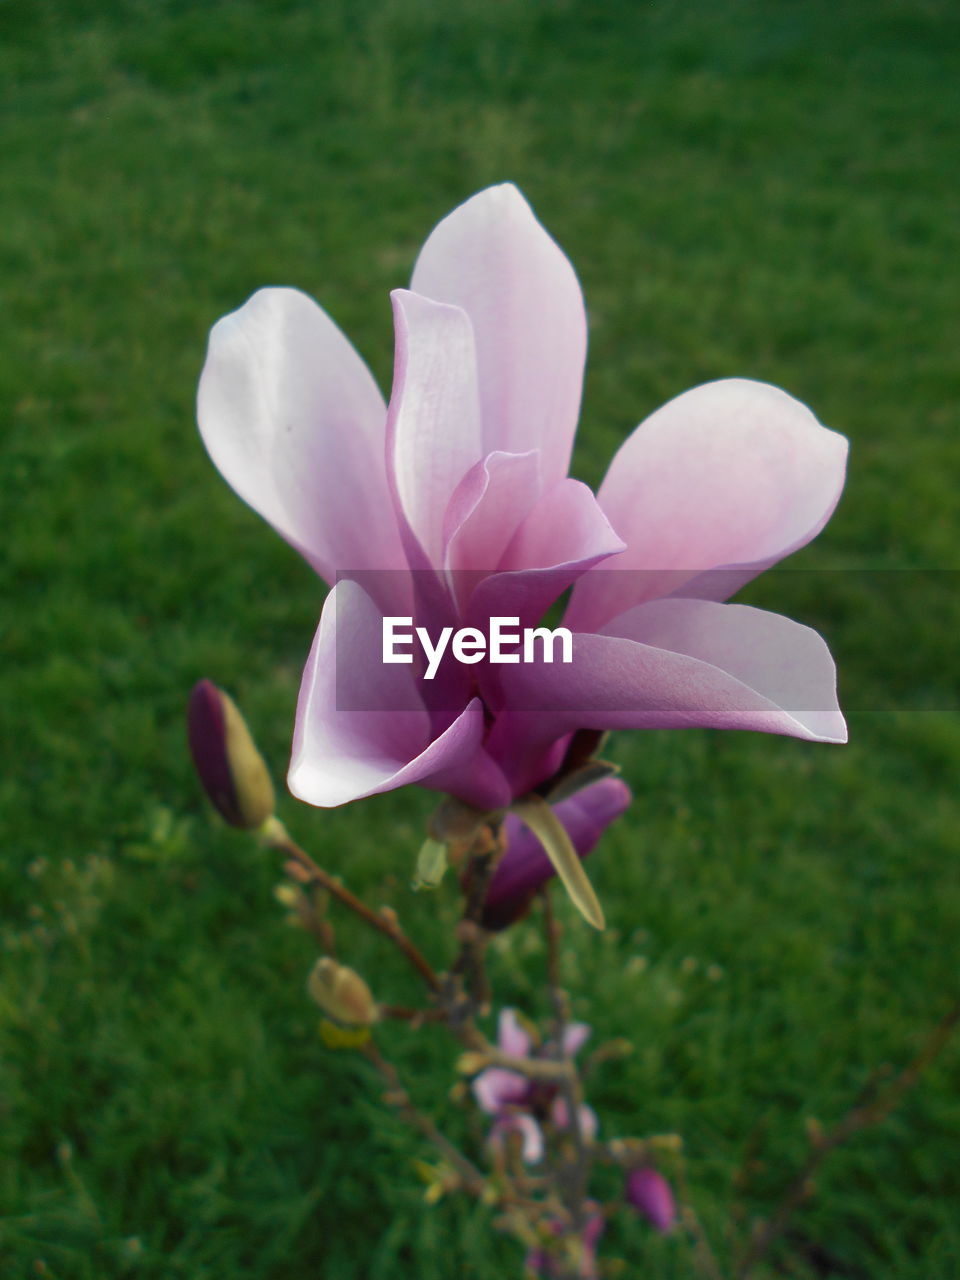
[736,997,960,1277]
[451,821,506,1010]
[264,819,441,993]
[363,1040,487,1197]
[541,886,590,1228]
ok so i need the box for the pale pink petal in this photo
[411,184,587,487]
[197,288,404,583]
[498,1008,532,1059]
[444,451,542,579]
[472,1066,529,1115]
[387,290,483,567]
[486,601,846,787]
[466,479,625,630]
[567,379,848,630]
[551,1096,599,1143]
[562,1022,591,1057]
[490,1114,544,1164]
[287,581,508,809]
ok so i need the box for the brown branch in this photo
[451,820,506,1012]
[541,887,591,1230]
[263,818,441,993]
[363,1039,487,1197]
[736,997,960,1277]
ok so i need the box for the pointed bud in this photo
[187,680,275,830]
[481,778,631,931]
[307,957,378,1027]
[625,1166,676,1234]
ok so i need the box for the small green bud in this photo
[412,838,448,891]
[307,957,378,1027]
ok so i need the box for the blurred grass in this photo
[2,0,959,1276]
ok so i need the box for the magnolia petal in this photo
[444,450,542,579]
[551,1096,599,1143]
[562,1022,591,1058]
[567,378,848,630]
[288,581,505,809]
[387,290,483,567]
[197,287,404,583]
[493,1114,545,1165]
[466,479,626,632]
[488,601,846,785]
[411,184,587,487]
[498,1008,532,1059]
[472,1066,529,1115]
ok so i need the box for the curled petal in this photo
[411,184,587,488]
[498,1008,533,1059]
[472,1066,529,1115]
[288,581,509,810]
[490,1113,544,1164]
[467,479,625,630]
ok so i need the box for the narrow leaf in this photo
[412,837,449,891]
[510,794,606,930]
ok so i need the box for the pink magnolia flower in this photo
[472,1009,598,1163]
[481,776,631,931]
[198,185,848,813]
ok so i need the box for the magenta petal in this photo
[567,378,848,630]
[287,581,508,809]
[387,290,484,567]
[411,184,587,487]
[197,287,405,583]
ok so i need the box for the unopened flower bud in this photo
[625,1166,676,1234]
[307,957,377,1027]
[187,680,275,830]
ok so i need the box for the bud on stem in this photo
[187,680,275,830]
[307,957,378,1027]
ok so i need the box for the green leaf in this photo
[411,837,448,891]
[510,795,606,930]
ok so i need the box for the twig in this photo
[264,818,441,993]
[364,1039,487,1197]
[452,821,506,1010]
[736,997,960,1277]
[542,886,590,1233]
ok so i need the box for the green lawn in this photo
[2,1,959,1276]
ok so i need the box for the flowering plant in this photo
[186,187,953,1276]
